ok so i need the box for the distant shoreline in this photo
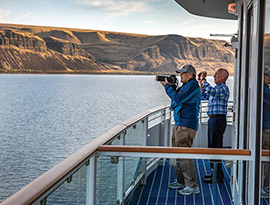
[0,70,169,76]
[0,70,234,76]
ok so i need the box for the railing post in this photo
[160,110,165,146]
[198,101,204,147]
[140,117,148,185]
[169,110,173,147]
[117,132,125,204]
[200,101,204,124]
[163,109,169,147]
[86,154,97,205]
[142,117,148,146]
[158,109,167,166]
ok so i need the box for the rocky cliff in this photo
[0,24,235,75]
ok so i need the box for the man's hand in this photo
[197,72,202,81]
[160,77,174,87]
[198,71,207,90]
[198,71,207,80]
[201,71,207,79]
[160,77,168,87]
[198,71,207,82]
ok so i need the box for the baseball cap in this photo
[264,67,270,75]
[176,64,196,75]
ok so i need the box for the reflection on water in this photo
[0,74,233,202]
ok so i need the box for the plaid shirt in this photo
[202,81,230,116]
[201,89,209,100]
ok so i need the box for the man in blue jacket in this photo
[160,64,201,196]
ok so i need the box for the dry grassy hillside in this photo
[0,23,235,75]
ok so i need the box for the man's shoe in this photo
[204,174,212,178]
[204,177,224,183]
[168,180,185,189]
[178,186,200,196]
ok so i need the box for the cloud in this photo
[74,0,164,16]
[15,12,33,21]
[145,20,154,24]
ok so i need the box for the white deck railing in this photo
[2,101,246,205]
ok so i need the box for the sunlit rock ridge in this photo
[0,24,234,75]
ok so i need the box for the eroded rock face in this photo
[0,27,105,73]
[81,33,235,75]
[0,24,235,74]
[0,45,109,72]
[0,29,47,52]
[43,36,94,60]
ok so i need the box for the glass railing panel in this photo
[148,111,163,128]
[96,152,250,205]
[123,120,161,193]
[96,141,257,205]
[45,164,87,205]
[96,156,159,205]
[96,156,118,205]
[125,121,143,146]
[111,135,121,145]
[124,122,144,195]
[261,161,270,202]
[123,157,143,196]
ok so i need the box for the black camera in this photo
[156,75,178,84]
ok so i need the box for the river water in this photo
[0,74,233,202]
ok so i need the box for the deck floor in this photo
[130,159,269,205]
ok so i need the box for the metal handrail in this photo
[1,101,236,205]
[97,145,252,161]
[98,145,250,156]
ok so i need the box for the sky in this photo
[0,0,238,41]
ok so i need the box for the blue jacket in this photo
[165,78,201,130]
[263,84,270,130]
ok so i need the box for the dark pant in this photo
[208,115,227,178]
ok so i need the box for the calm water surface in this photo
[0,74,233,202]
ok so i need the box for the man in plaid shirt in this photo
[199,68,230,183]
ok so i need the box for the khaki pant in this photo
[262,129,270,187]
[172,126,197,187]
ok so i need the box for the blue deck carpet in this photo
[129,159,270,205]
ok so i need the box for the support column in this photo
[86,155,97,205]
[117,132,125,204]
[140,117,148,185]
